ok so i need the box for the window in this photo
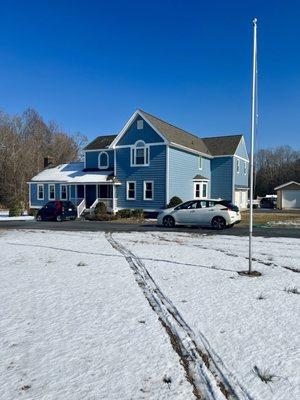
[175,201,199,210]
[199,156,203,170]
[126,181,136,200]
[194,181,208,199]
[236,159,240,174]
[131,141,149,166]
[98,185,113,198]
[137,120,144,130]
[37,184,44,200]
[49,184,55,200]
[98,152,109,169]
[143,181,154,200]
[244,161,247,175]
[60,185,67,200]
[202,182,207,198]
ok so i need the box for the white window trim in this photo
[37,184,44,200]
[143,180,154,201]
[48,184,55,200]
[130,141,150,167]
[199,155,203,170]
[236,158,240,174]
[60,184,67,200]
[194,181,208,199]
[126,181,136,200]
[98,151,109,169]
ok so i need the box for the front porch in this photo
[70,183,118,217]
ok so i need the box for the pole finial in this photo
[253,18,257,25]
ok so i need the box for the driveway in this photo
[0,219,299,238]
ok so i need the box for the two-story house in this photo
[28,109,249,214]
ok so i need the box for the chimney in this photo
[44,156,54,168]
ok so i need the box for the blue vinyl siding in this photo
[234,157,249,188]
[85,150,114,170]
[30,183,70,207]
[116,145,166,210]
[117,116,164,146]
[210,157,233,200]
[235,137,249,160]
[169,147,211,202]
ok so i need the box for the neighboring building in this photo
[274,181,300,209]
[28,109,249,214]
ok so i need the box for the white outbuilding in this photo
[274,181,300,209]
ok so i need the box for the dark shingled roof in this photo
[139,110,211,156]
[202,135,243,156]
[84,135,116,150]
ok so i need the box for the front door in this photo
[77,185,84,199]
[86,185,96,208]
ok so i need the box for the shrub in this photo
[117,209,132,218]
[28,208,37,217]
[167,196,182,208]
[9,204,22,217]
[85,212,115,221]
[132,209,144,218]
[94,202,107,215]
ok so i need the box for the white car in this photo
[157,199,241,230]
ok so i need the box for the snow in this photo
[0,230,194,400]
[1,229,299,399]
[30,162,113,183]
[0,210,34,221]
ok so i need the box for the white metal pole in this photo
[249,18,257,274]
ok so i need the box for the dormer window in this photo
[131,140,149,166]
[137,120,144,130]
[98,152,109,169]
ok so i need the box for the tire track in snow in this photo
[105,232,253,400]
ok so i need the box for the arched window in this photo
[98,152,109,169]
[131,140,149,166]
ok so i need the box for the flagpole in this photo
[249,18,257,274]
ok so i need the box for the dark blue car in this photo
[36,201,77,222]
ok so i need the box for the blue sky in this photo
[1,0,299,150]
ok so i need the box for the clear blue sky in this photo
[1,0,299,150]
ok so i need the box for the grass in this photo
[253,365,277,384]
[284,286,300,295]
[240,210,300,227]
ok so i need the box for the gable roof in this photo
[84,135,116,150]
[201,135,243,156]
[274,181,300,191]
[138,110,211,156]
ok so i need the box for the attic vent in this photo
[137,120,144,130]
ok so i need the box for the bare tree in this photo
[0,109,87,207]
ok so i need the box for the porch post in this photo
[112,185,117,214]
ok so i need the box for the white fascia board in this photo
[84,148,113,152]
[110,110,168,148]
[274,181,300,191]
[169,142,212,158]
[213,154,249,162]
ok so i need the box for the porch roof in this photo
[29,162,117,184]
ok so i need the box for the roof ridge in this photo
[138,109,204,142]
[202,134,243,140]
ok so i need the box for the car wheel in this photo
[211,216,226,230]
[56,214,63,222]
[36,215,42,222]
[163,215,175,228]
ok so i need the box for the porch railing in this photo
[89,198,116,211]
[77,198,86,218]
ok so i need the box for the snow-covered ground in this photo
[0,230,299,400]
[0,210,34,221]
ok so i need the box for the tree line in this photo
[255,146,299,196]
[0,108,87,207]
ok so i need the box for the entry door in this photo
[86,185,97,208]
[77,185,84,199]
